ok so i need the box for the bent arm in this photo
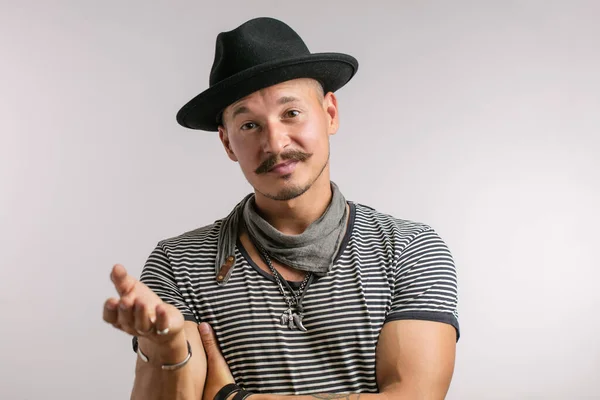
[131,321,207,400]
[374,319,456,399]
[248,319,456,400]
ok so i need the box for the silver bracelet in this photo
[136,339,193,371]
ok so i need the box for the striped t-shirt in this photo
[140,201,460,395]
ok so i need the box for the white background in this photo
[2,1,599,399]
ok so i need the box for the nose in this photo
[262,119,290,155]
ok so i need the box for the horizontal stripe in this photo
[140,202,459,394]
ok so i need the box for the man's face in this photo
[218,78,339,201]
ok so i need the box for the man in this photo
[103,17,460,400]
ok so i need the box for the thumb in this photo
[198,322,235,389]
[198,322,224,361]
[110,264,136,296]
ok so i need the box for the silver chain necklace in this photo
[256,244,313,331]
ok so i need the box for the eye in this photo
[284,109,300,118]
[241,122,258,131]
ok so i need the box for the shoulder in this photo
[155,219,223,254]
[352,202,435,242]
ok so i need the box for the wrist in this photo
[156,331,189,365]
[138,332,189,366]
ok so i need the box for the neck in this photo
[253,173,333,235]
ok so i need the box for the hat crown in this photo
[209,17,311,86]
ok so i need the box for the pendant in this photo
[280,308,308,331]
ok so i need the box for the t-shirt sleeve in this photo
[386,226,460,341]
[139,242,198,323]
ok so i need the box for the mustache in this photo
[254,150,313,174]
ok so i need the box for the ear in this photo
[218,125,238,162]
[323,92,339,136]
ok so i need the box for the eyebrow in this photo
[231,105,250,120]
[229,96,301,120]
[277,96,300,105]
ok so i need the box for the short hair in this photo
[310,78,325,101]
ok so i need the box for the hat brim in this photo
[176,53,358,131]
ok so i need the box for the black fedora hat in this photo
[175,17,359,131]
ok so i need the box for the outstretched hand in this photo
[103,264,185,345]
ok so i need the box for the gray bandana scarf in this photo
[215,182,348,284]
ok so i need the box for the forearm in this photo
[248,393,388,400]
[131,335,202,400]
[247,383,425,400]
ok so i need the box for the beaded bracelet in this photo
[214,383,252,400]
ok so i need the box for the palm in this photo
[103,264,184,344]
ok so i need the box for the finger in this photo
[154,303,171,335]
[103,298,119,324]
[153,303,184,336]
[117,296,135,333]
[199,322,224,362]
[133,298,154,335]
[110,264,137,297]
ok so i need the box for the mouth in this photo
[255,150,313,175]
[268,160,299,175]
[269,160,293,171]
